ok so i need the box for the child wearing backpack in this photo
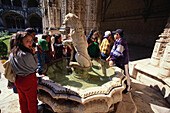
[9,31,38,113]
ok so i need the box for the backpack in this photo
[3,58,16,83]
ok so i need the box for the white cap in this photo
[104,31,111,37]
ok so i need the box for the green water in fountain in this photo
[46,58,115,89]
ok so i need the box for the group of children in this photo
[31,31,71,75]
[36,28,131,93]
[7,27,131,113]
[87,29,131,92]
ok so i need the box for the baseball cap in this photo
[104,31,111,38]
[38,39,49,51]
[112,29,123,35]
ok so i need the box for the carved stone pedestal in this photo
[129,26,170,103]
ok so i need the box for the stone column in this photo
[0,17,4,29]
[60,0,67,25]
[86,0,91,33]
[22,0,27,9]
[24,12,28,28]
[60,0,67,39]
[41,0,49,33]
[10,0,13,7]
[85,0,97,34]
[47,0,52,30]
[41,0,46,33]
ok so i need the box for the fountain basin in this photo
[37,58,127,113]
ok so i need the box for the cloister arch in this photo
[2,11,25,30]
[1,0,11,6]
[13,0,22,7]
[27,0,39,8]
[28,13,42,30]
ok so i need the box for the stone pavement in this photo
[0,60,170,113]
[0,60,20,113]
[130,78,170,113]
[0,75,20,113]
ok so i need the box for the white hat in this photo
[104,31,111,38]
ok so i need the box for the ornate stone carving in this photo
[151,28,170,67]
[159,42,170,77]
[38,64,127,113]
[41,0,61,34]
[41,0,97,35]
[61,0,66,25]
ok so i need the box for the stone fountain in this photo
[37,13,127,113]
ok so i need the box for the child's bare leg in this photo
[124,64,131,91]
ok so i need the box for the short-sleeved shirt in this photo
[100,38,114,56]
[88,42,100,58]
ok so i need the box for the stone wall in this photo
[98,0,170,47]
[42,0,97,35]
[41,0,169,48]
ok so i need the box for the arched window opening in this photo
[29,16,42,28]
[4,13,25,29]
[5,16,16,28]
[16,17,24,28]
[27,0,39,8]
[13,0,22,7]
[1,0,11,6]
[5,16,13,28]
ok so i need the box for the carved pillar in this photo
[67,0,74,13]
[0,17,4,29]
[60,0,67,39]
[11,0,13,7]
[56,8,61,28]
[85,0,97,34]
[22,0,27,9]
[41,0,45,33]
[61,0,67,25]
[86,0,90,33]
[41,0,49,33]
[49,1,60,29]
[24,12,28,28]
[44,0,61,35]
[47,0,51,30]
